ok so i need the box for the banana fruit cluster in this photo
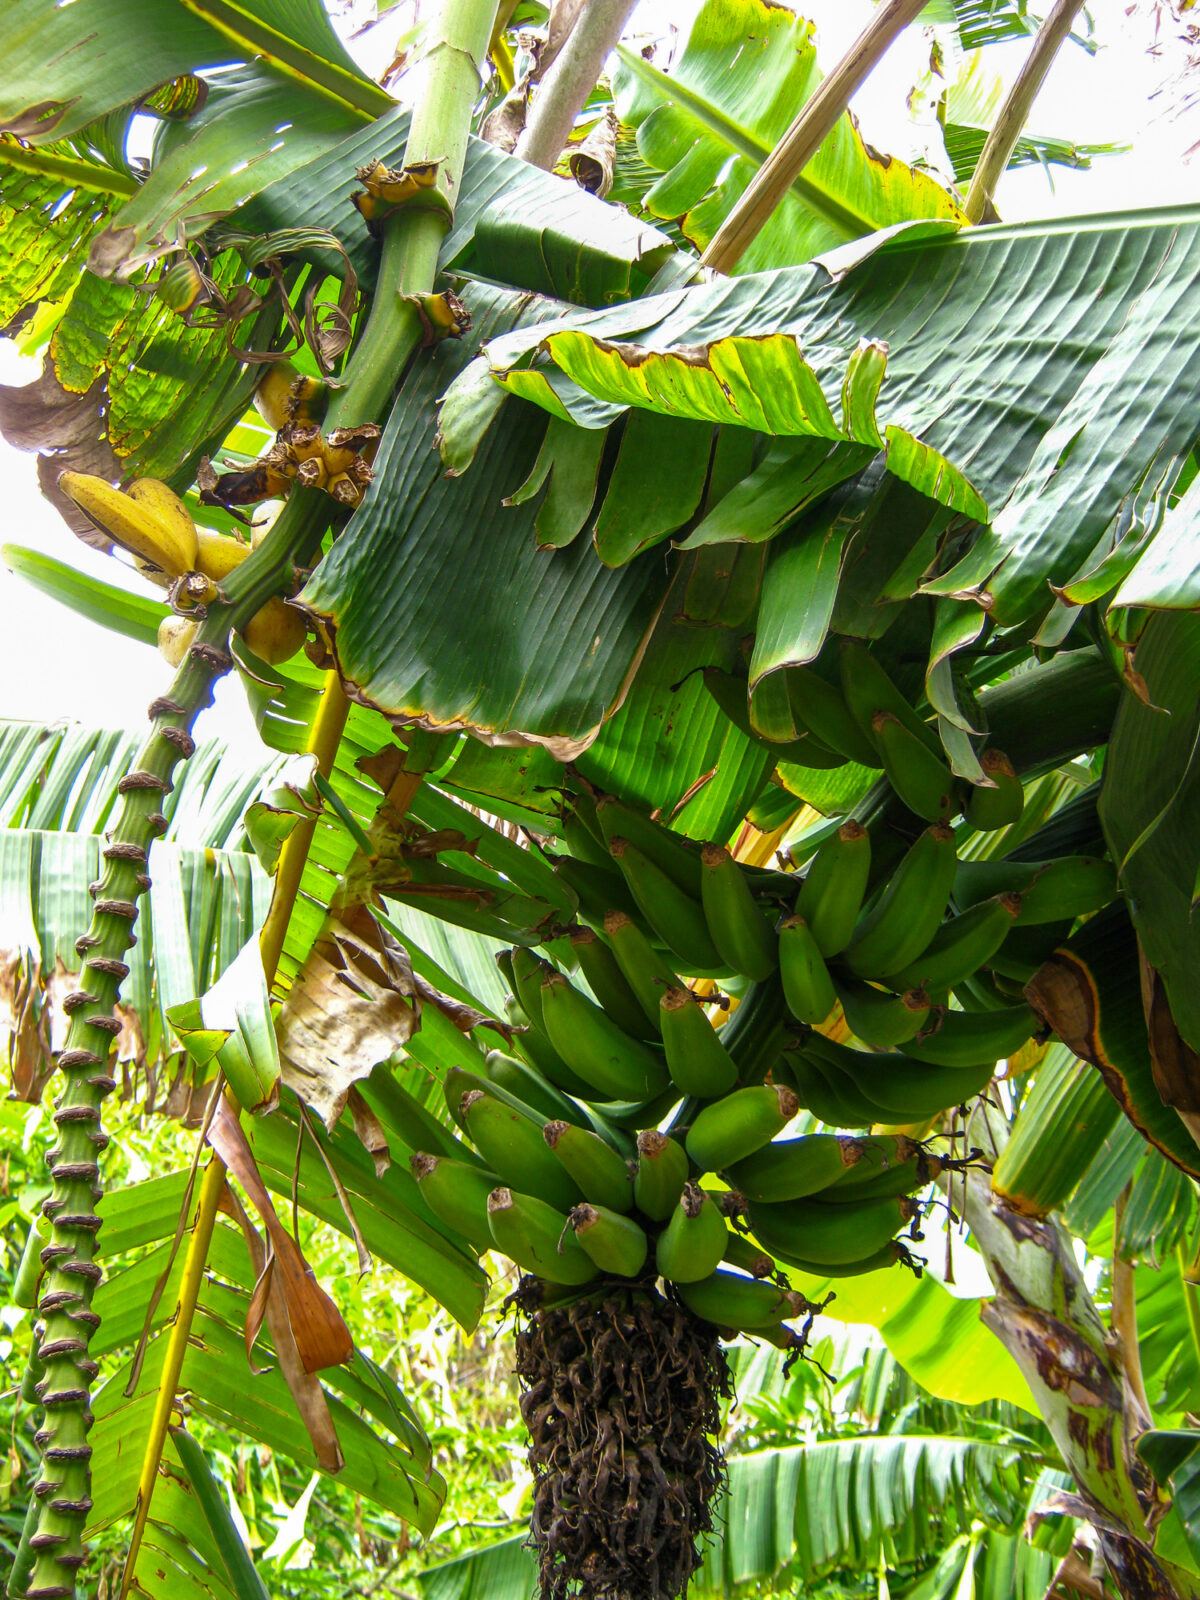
[403,775,1113,1346]
[57,471,306,667]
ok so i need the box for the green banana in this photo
[544,1120,635,1212]
[660,985,738,1098]
[725,1132,865,1202]
[358,1069,486,1167]
[603,1084,684,1130]
[445,1063,588,1136]
[486,1187,598,1285]
[953,855,1117,925]
[461,1090,583,1211]
[603,909,680,1030]
[568,924,657,1040]
[717,977,790,1087]
[656,1182,730,1283]
[685,1083,799,1172]
[561,802,616,869]
[795,821,872,957]
[675,1268,806,1330]
[826,1134,920,1194]
[804,1034,996,1121]
[703,666,843,767]
[569,1203,649,1277]
[595,794,704,896]
[965,749,1024,831]
[410,1152,499,1247]
[633,1130,691,1220]
[749,1193,913,1268]
[539,967,670,1102]
[510,1023,599,1100]
[778,915,837,1024]
[609,836,721,970]
[836,979,931,1047]
[699,844,778,981]
[844,824,957,979]
[872,711,956,821]
[785,665,881,767]
[903,1003,1038,1067]
[838,639,941,756]
[484,1049,580,1124]
[887,894,1021,992]
[552,852,642,925]
[723,1232,776,1278]
[510,946,552,1030]
[787,1047,890,1128]
[826,1147,942,1202]
[769,1241,907,1278]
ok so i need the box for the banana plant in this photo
[2,0,1199,1597]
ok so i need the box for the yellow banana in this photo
[239,596,306,664]
[195,528,252,582]
[126,478,199,571]
[59,470,194,577]
[157,615,196,667]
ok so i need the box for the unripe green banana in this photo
[725,1132,866,1202]
[795,821,872,957]
[787,1047,890,1128]
[444,1063,587,1134]
[826,1140,941,1202]
[786,665,881,767]
[844,824,957,979]
[596,794,704,896]
[510,946,553,1030]
[486,1187,598,1285]
[872,711,956,821]
[902,1003,1037,1067]
[633,1130,690,1220]
[484,1049,580,1124]
[749,1193,914,1268]
[952,855,1117,925]
[887,894,1021,992]
[770,1241,907,1278]
[603,910,680,1030]
[778,915,837,1024]
[685,1083,799,1173]
[804,1034,996,1121]
[699,843,778,981]
[703,666,839,765]
[660,985,738,1098]
[461,1091,583,1211]
[544,1120,635,1212]
[838,639,941,756]
[539,968,670,1102]
[676,1268,807,1330]
[561,802,617,869]
[504,998,600,1100]
[552,852,642,925]
[569,1203,649,1276]
[410,1152,499,1248]
[826,1134,920,1194]
[568,924,656,1040]
[965,749,1024,831]
[723,1231,776,1277]
[717,977,789,1087]
[656,1182,730,1282]
[609,836,721,971]
[836,979,931,1047]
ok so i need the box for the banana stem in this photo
[20,0,500,1585]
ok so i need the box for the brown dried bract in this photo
[510,1278,729,1600]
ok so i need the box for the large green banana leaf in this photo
[469,206,1200,631]
[414,1428,1032,1598]
[611,0,963,276]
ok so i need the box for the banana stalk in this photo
[20,0,501,1587]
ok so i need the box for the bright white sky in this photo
[0,0,1194,762]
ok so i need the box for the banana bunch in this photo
[400,777,1107,1349]
[57,471,307,667]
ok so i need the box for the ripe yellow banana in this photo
[157,615,196,667]
[126,478,199,571]
[239,596,306,664]
[195,528,252,582]
[59,470,196,577]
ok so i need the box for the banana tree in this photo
[2,0,1200,1598]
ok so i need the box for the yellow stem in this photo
[120,1151,227,1593]
[489,26,516,93]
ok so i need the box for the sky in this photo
[0,0,1195,761]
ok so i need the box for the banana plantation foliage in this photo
[1,0,1200,1597]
